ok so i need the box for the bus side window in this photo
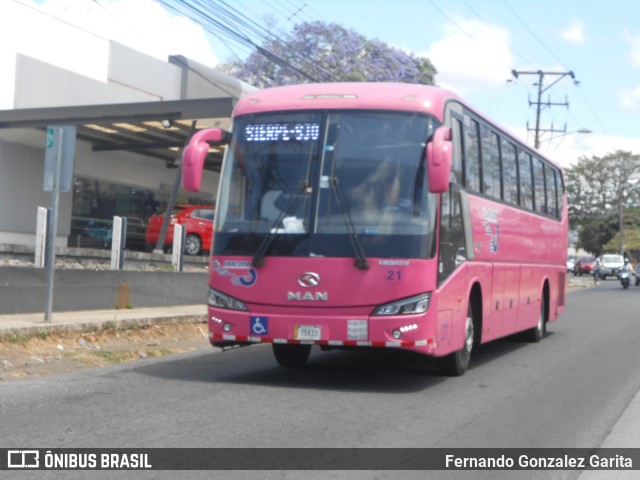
[463,115,480,192]
[518,150,534,210]
[502,140,518,205]
[546,166,559,218]
[450,118,463,185]
[438,186,466,285]
[481,125,501,199]
[532,156,547,214]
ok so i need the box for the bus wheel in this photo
[272,344,311,367]
[524,295,546,343]
[437,305,474,376]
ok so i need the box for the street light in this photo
[545,128,592,143]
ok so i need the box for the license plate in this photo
[294,325,321,341]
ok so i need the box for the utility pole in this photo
[511,70,577,149]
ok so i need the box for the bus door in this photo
[436,186,468,352]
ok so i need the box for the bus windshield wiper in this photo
[252,183,307,267]
[330,176,369,270]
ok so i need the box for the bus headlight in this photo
[208,288,248,311]
[372,293,431,316]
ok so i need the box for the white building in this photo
[0,2,256,248]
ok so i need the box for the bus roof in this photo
[232,82,462,120]
[232,82,563,170]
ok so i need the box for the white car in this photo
[600,254,624,280]
[566,255,576,273]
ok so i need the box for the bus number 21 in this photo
[386,270,402,283]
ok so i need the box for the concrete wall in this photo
[0,268,208,314]
[0,139,74,245]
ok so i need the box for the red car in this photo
[145,205,215,255]
[573,256,596,276]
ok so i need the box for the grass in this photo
[102,321,117,332]
[3,334,29,346]
[88,350,131,364]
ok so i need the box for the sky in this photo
[7,0,640,167]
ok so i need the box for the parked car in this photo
[600,253,624,280]
[124,217,148,251]
[145,205,215,255]
[69,217,112,249]
[574,256,596,276]
[70,216,149,251]
[566,255,577,272]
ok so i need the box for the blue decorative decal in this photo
[481,207,500,254]
[250,316,268,336]
[212,260,258,287]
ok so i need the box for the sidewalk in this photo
[0,304,207,339]
[578,387,640,479]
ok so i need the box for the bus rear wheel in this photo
[272,344,311,367]
[523,295,546,342]
[437,304,474,376]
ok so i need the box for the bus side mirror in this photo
[182,128,228,192]
[427,126,452,193]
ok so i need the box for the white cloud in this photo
[501,123,640,168]
[34,0,219,67]
[422,16,513,95]
[622,28,640,68]
[618,86,640,110]
[615,29,640,112]
[538,132,640,167]
[561,18,585,46]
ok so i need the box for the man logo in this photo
[298,272,320,288]
[287,291,328,301]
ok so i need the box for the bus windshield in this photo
[213,110,438,260]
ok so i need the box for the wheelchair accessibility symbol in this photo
[250,316,268,336]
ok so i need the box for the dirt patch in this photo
[0,323,212,382]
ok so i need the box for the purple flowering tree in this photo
[220,21,436,88]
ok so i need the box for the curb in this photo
[0,306,208,340]
[0,314,207,339]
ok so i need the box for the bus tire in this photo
[272,344,311,367]
[524,295,546,343]
[437,304,474,376]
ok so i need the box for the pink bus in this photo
[181,82,567,376]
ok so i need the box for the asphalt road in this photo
[3,278,640,480]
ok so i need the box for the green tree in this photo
[566,150,640,224]
[577,215,618,256]
[565,150,640,253]
[220,21,437,88]
[603,208,640,260]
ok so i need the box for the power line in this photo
[427,0,475,41]
[500,0,570,71]
[459,0,534,67]
[157,0,342,84]
[501,1,607,137]
[280,0,316,21]
[576,83,609,135]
